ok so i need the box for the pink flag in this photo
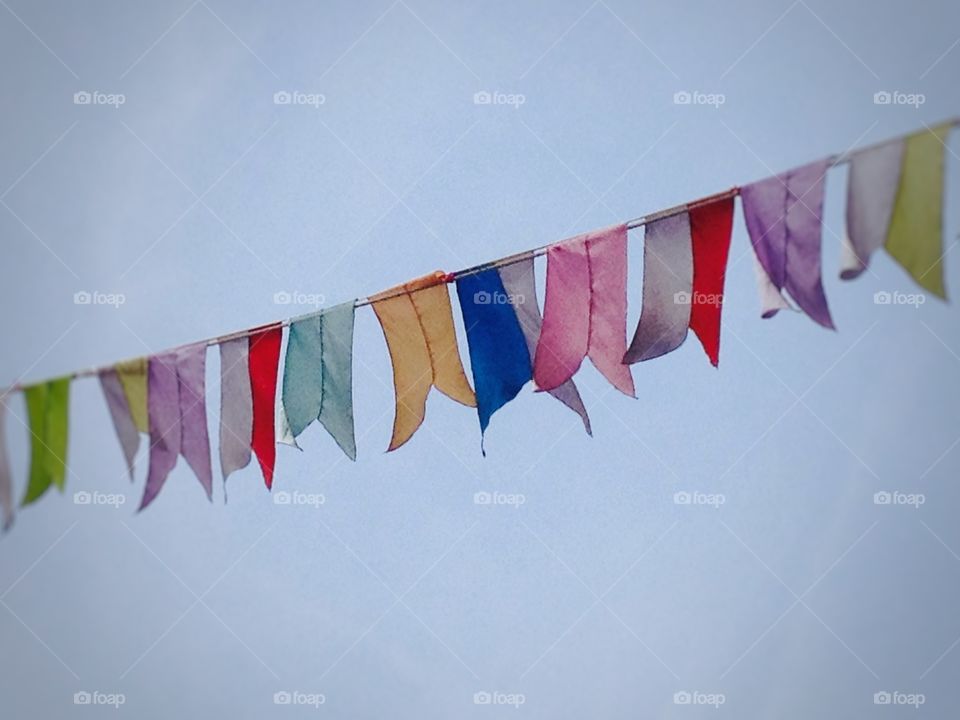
[534,224,635,397]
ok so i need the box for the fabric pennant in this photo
[0,393,13,531]
[534,225,635,396]
[885,123,953,298]
[21,377,70,507]
[280,302,357,459]
[219,337,253,483]
[371,271,476,451]
[498,257,592,435]
[689,196,735,366]
[741,158,835,329]
[140,344,213,510]
[249,325,282,488]
[841,139,904,280]
[456,269,532,437]
[115,357,148,432]
[99,369,140,482]
[624,212,693,363]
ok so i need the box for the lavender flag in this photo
[741,158,834,329]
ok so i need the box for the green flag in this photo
[22,377,70,506]
[886,123,953,298]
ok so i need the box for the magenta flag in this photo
[534,224,635,397]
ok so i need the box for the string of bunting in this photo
[0,119,956,529]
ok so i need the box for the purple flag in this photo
[741,158,835,329]
[99,369,140,482]
[140,344,212,511]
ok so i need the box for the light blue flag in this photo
[281,302,357,460]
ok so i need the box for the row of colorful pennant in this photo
[0,121,953,529]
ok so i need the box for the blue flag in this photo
[456,269,532,440]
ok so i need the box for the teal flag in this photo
[281,302,357,460]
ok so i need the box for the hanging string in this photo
[4,118,958,394]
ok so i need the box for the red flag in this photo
[248,324,282,489]
[689,197,734,367]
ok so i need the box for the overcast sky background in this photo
[2,0,960,717]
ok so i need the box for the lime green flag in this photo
[22,377,70,506]
[886,123,953,298]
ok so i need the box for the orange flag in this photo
[371,271,476,451]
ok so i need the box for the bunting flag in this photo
[456,269,532,439]
[624,198,735,366]
[885,123,952,298]
[371,271,476,451]
[0,394,13,530]
[219,337,253,484]
[21,377,70,506]
[280,302,357,459]
[624,212,694,363]
[115,357,149,432]
[498,257,592,434]
[689,197,735,365]
[534,225,635,397]
[140,344,213,510]
[741,158,835,329]
[248,325,282,488]
[841,138,904,280]
[99,369,140,482]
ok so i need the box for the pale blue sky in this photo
[2,0,960,717]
